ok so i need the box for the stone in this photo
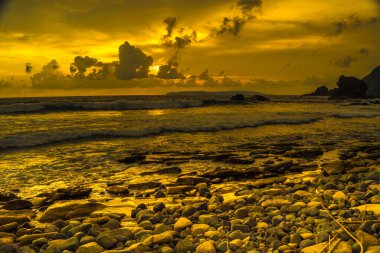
[191,224,210,236]
[196,240,216,253]
[0,237,13,246]
[80,236,95,245]
[261,199,291,208]
[175,239,195,253]
[106,186,129,195]
[316,231,329,243]
[231,224,250,233]
[153,202,165,213]
[17,232,59,245]
[174,217,193,231]
[229,230,244,240]
[32,237,48,247]
[234,207,249,219]
[2,199,33,210]
[143,231,173,245]
[38,200,104,222]
[0,215,30,226]
[126,242,149,252]
[176,176,209,185]
[331,241,352,253]
[17,246,36,253]
[199,214,218,225]
[366,245,380,253]
[333,191,348,201]
[49,237,79,252]
[302,243,326,253]
[76,242,103,253]
[155,190,166,198]
[300,239,315,248]
[101,219,120,230]
[182,205,197,217]
[355,230,379,246]
[0,222,18,233]
[96,235,117,249]
[321,161,345,176]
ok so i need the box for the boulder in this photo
[38,200,105,222]
[329,75,368,99]
[363,66,380,97]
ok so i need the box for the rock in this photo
[316,231,329,243]
[32,237,48,247]
[252,95,270,102]
[302,243,326,253]
[176,176,209,185]
[366,245,380,253]
[363,66,380,97]
[175,239,196,253]
[300,239,315,248]
[0,222,18,233]
[196,240,216,253]
[355,230,379,246]
[353,204,380,215]
[229,230,244,240]
[118,154,146,164]
[49,237,79,252]
[166,186,195,195]
[2,199,32,210]
[234,207,249,219]
[329,75,368,99]
[182,205,196,217]
[199,214,218,225]
[191,224,210,236]
[231,224,250,233]
[155,190,166,198]
[321,161,346,176]
[140,167,182,176]
[126,242,149,252]
[17,232,59,245]
[50,187,92,201]
[305,86,330,96]
[261,199,291,208]
[128,181,162,190]
[153,202,165,213]
[96,234,117,249]
[333,191,348,201]
[0,237,13,246]
[76,242,103,253]
[106,186,129,195]
[331,241,352,253]
[174,217,193,231]
[0,191,18,201]
[143,231,173,245]
[98,228,134,242]
[17,246,36,253]
[101,219,120,230]
[80,235,95,245]
[39,200,104,222]
[230,94,245,101]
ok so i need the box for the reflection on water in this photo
[147,109,166,116]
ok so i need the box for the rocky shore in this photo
[0,142,379,253]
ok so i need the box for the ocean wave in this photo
[0,117,323,149]
[0,100,205,114]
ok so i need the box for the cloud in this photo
[54,0,122,13]
[0,79,11,89]
[163,17,177,38]
[116,41,153,80]
[359,48,369,55]
[215,0,262,37]
[25,63,33,74]
[333,55,357,68]
[326,13,378,38]
[30,60,68,89]
[71,56,98,74]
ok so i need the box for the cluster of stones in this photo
[1,168,380,253]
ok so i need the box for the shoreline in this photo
[1,142,379,252]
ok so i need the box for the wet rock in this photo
[17,232,59,245]
[175,238,195,253]
[126,242,149,252]
[174,217,193,231]
[231,224,250,233]
[76,242,103,253]
[17,246,36,253]
[0,192,18,202]
[32,237,48,247]
[2,199,32,210]
[191,224,210,236]
[153,202,165,213]
[234,207,249,219]
[49,237,79,252]
[176,176,209,185]
[300,239,315,248]
[128,181,162,190]
[321,161,346,176]
[106,186,129,195]
[196,240,216,253]
[155,190,166,198]
[51,187,92,201]
[143,231,173,245]
[166,186,195,195]
[199,214,218,225]
[261,199,291,208]
[96,234,117,249]
[38,200,105,222]
[140,167,182,176]
[0,222,17,233]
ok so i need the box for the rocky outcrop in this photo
[363,66,380,97]
[252,95,270,102]
[305,86,331,96]
[230,94,245,101]
[329,75,368,99]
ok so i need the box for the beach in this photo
[0,96,379,252]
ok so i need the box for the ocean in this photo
[0,95,379,198]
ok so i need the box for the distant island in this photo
[166,91,267,97]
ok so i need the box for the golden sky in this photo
[0,0,379,96]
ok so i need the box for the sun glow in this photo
[149,65,161,75]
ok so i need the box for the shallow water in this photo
[0,96,379,198]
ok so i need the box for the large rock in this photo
[321,161,346,176]
[305,86,330,96]
[196,240,216,253]
[76,242,103,253]
[49,237,79,252]
[363,66,380,97]
[143,231,173,245]
[38,200,105,222]
[0,215,30,226]
[2,199,32,210]
[330,75,368,99]
[17,232,59,245]
[174,217,193,231]
[261,199,292,208]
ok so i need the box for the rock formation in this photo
[363,66,380,97]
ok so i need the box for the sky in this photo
[0,0,379,97]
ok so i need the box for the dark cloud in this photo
[326,13,378,38]
[198,69,211,80]
[0,79,11,89]
[163,17,177,38]
[359,48,369,55]
[215,0,262,36]
[71,56,98,74]
[116,41,153,80]
[333,55,357,68]
[30,60,68,88]
[25,63,33,74]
